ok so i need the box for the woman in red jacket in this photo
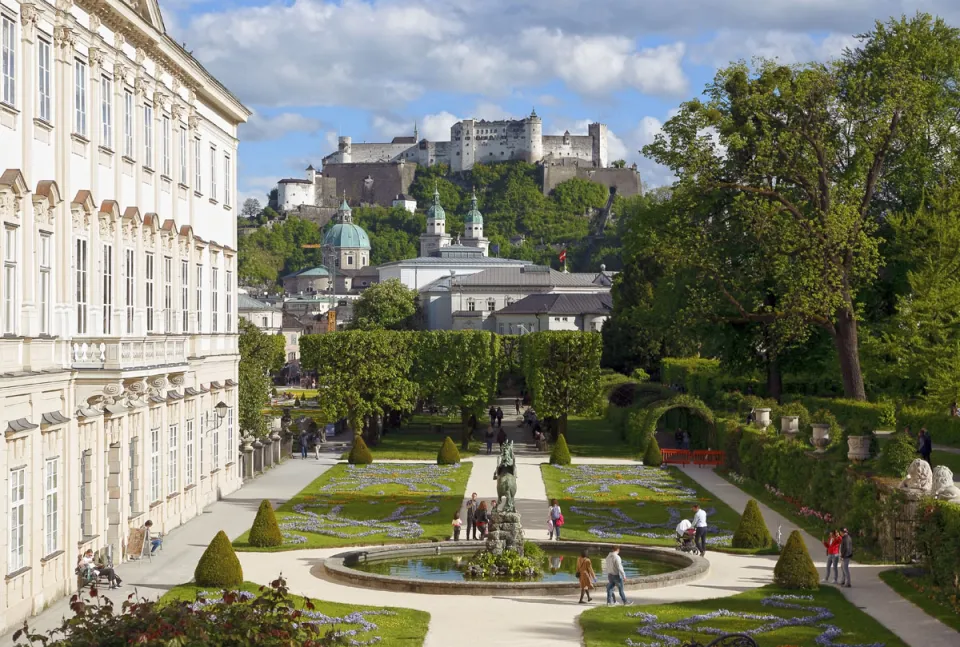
[823,530,841,584]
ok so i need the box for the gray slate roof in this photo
[426,266,605,291]
[497,293,613,316]
[238,294,277,311]
[378,256,532,268]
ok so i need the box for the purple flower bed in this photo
[554,465,698,498]
[569,504,733,546]
[279,499,442,544]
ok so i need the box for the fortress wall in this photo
[323,162,419,207]
[542,165,642,197]
[542,136,596,165]
[279,182,314,211]
[340,143,415,164]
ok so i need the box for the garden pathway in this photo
[677,465,959,647]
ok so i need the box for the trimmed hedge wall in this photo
[899,406,960,447]
[915,500,960,603]
[787,396,896,432]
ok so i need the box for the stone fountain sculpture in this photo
[932,466,960,503]
[899,459,934,500]
[487,440,525,556]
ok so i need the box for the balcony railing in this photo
[72,336,189,370]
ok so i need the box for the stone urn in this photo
[810,424,830,453]
[847,435,871,462]
[781,416,800,441]
[754,408,772,429]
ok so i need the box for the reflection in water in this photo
[351,548,676,582]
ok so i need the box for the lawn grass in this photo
[879,569,960,632]
[339,429,479,460]
[540,464,772,554]
[563,416,637,459]
[234,462,472,551]
[931,450,960,478]
[580,584,908,647]
[161,581,429,646]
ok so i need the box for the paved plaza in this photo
[3,421,957,647]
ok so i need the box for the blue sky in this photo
[160,0,960,206]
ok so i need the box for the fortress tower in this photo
[527,109,543,163]
[588,123,608,168]
[338,136,352,164]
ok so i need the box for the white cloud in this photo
[241,112,323,142]
[420,111,461,142]
[692,30,859,68]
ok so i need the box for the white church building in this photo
[0,0,249,632]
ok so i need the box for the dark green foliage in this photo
[347,436,373,465]
[466,550,542,580]
[239,319,286,439]
[879,431,919,477]
[248,500,283,548]
[549,434,572,465]
[899,406,960,446]
[643,435,663,467]
[349,279,419,330]
[437,436,461,465]
[733,500,773,549]
[915,501,960,605]
[774,531,820,590]
[194,530,243,587]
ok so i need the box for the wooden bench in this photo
[661,449,691,466]
[693,450,725,467]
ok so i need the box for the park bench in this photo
[661,449,691,466]
[693,450,725,468]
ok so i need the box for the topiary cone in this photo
[248,499,283,548]
[348,436,373,464]
[773,530,820,590]
[550,434,572,465]
[732,499,773,549]
[437,436,461,465]
[643,435,663,467]
[195,530,243,587]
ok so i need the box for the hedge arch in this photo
[627,394,716,452]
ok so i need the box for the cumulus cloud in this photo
[692,30,859,68]
[241,112,323,142]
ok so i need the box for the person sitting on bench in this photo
[77,549,122,588]
[143,520,163,554]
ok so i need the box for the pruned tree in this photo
[238,319,285,438]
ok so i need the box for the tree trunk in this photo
[766,353,782,403]
[559,412,568,438]
[831,307,867,401]
[460,409,472,450]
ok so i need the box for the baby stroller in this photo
[675,519,698,553]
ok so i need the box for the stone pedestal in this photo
[271,432,282,463]
[811,424,830,452]
[754,408,771,429]
[847,435,871,462]
[253,440,264,474]
[485,511,525,556]
[263,437,274,468]
[781,416,799,441]
[242,438,255,481]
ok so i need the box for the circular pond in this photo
[320,540,708,596]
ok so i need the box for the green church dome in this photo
[464,191,483,225]
[426,186,445,220]
[324,223,371,250]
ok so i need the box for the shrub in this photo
[879,431,918,477]
[248,500,283,548]
[294,397,300,407]
[900,405,960,446]
[195,530,243,587]
[795,396,894,432]
[631,368,651,382]
[643,435,663,466]
[773,530,819,590]
[732,499,773,549]
[915,501,960,603]
[347,436,373,464]
[437,436,461,465]
[550,434,572,465]
[771,401,811,438]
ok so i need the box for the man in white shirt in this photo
[604,545,628,605]
[692,504,708,556]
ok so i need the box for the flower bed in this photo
[580,585,907,647]
[541,465,745,551]
[234,463,472,550]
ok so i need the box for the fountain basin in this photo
[319,540,708,596]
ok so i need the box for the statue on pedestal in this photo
[494,440,517,512]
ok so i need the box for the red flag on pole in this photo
[559,249,567,263]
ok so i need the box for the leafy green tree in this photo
[241,197,262,220]
[350,279,419,330]
[521,331,602,437]
[550,178,609,215]
[237,216,323,286]
[300,331,418,443]
[414,331,500,449]
[611,159,627,168]
[643,15,960,400]
[238,319,285,438]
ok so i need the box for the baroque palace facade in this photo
[0,0,250,631]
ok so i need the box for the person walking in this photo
[312,431,323,459]
[465,493,479,540]
[839,528,854,587]
[692,503,708,557]
[682,430,691,451]
[823,530,841,583]
[604,546,628,605]
[496,427,507,450]
[919,427,933,465]
[577,549,597,603]
[485,426,495,454]
[674,428,683,449]
[475,501,489,539]
[496,406,504,428]
[549,499,563,541]
[515,397,521,415]
[452,511,462,541]
[299,429,309,459]
[488,405,497,427]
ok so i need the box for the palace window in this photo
[168,424,178,494]
[150,427,160,502]
[210,145,217,199]
[227,404,234,463]
[128,436,138,514]
[9,467,25,572]
[74,59,87,135]
[211,267,219,332]
[163,256,172,333]
[44,458,59,555]
[102,244,113,334]
[194,137,201,190]
[467,299,476,312]
[39,233,51,334]
[487,299,496,311]
[161,114,171,176]
[181,260,189,332]
[123,90,133,157]
[143,101,153,167]
[145,253,154,333]
[179,126,187,185]
[125,249,134,333]
[75,238,88,335]
[185,418,195,486]
[226,269,233,332]
[4,226,17,334]
[212,426,219,472]
[79,451,90,537]
[101,75,112,148]
[1,15,15,107]
[196,264,202,332]
[224,155,231,207]
[38,39,51,121]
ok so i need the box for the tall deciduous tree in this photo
[299,331,417,443]
[521,331,602,436]
[238,319,285,438]
[643,14,960,400]
[350,279,420,330]
[414,331,500,449]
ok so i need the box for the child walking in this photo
[452,511,462,541]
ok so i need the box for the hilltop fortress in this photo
[275,110,641,218]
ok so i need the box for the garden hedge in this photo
[348,436,374,464]
[437,436,461,465]
[915,500,960,603]
[732,499,773,549]
[248,500,283,547]
[195,530,243,587]
[879,431,917,477]
[789,396,896,432]
[643,435,663,467]
[899,405,960,447]
[550,434,572,465]
[774,530,820,590]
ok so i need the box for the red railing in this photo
[661,449,691,466]
[693,450,725,467]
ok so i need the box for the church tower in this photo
[419,185,452,256]
[461,190,489,256]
